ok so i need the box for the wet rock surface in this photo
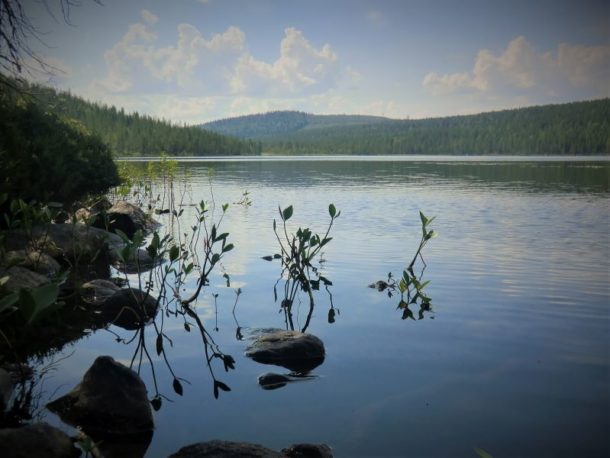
[0,266,49,292]
[80,279,121,307]
[281,443,333,458]
[0,422,80,458]
[100,288,158,330]
[46,355,154,436]
[4,250,61,277]
[169,440,333,458]
[246,330,325,373]
[170,440,283,458]
[91,200,158,239]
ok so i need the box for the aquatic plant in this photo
[263,204,339,331]
[370,211,437,320]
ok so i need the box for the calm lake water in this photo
[45,157,609,457]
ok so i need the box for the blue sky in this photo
[22,0,610,123]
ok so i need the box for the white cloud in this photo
[231,27,339,96]
[140,9,158,25]
[96,17,341,99]
[423,36,610,98]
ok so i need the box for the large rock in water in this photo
[245,330,325,374]
[170,440,283,458]
[100,288,159,330]
[0,266,49,292]
[0,423,80,458]
[46,355,154,435]
[169,440,333,458]
[93,200,157,239]
[4,250,61,277]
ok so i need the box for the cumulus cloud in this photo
[423,36,610,98]
[231,28,339,95]
[96,15,341,98]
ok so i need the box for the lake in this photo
[42,157,610,456]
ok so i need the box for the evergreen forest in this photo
[14,81,261,157]
[202,100,610,155]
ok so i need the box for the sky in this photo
[20,0,610,124]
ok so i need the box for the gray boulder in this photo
[1,265,49,292]
[113,248,159,274]
[4,250,61,277]
[93,200,158,239]
[281,444,333,458]
[0,422,80,458]
[100,288,158,330]
[46,355,154,435]
[245,330,325,374]
[169,440,334,458]
[0,223,125,262]
[169,440,283,458]
[80,279,121,307]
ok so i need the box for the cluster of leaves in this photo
[0,87,120,206]
[371,211,437,321]
[111,199,236,406]
[264,204,339,331]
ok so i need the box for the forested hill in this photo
[202,100,609,155]
[20,82,261,156]
[201,111,390,139]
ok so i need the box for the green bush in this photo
[0,90,120,205]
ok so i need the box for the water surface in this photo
[46,157,609,457]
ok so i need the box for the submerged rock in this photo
[257,372,316,391]
[47,355,154,436]
[245,330,325,374]
[0,422,80,458]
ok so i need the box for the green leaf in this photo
[282,205,293,221]
[329,203,337,218]
[222,203,229,212]
[156,334,163,355]
[419,211,428,227]
[0,292,19,314]
[173,378,184,396]
[320,237,333,247]
[211,253,220,264]
[222,243,234,253]
[20,283,60,324]
[114,229,130,243]
[211,225,217,241]
[474,447,493,458]
[169,245,180,262]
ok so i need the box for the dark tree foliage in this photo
[203,101,610,155]
[0,88,120,204]
[25,81,261,156]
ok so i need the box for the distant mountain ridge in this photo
[201,110,391,140]
[201,100,610,155]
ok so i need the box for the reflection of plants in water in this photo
[371,211,437,320]
[0,353,72,428]
[263,204,340,332]
[112,199,236,406]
